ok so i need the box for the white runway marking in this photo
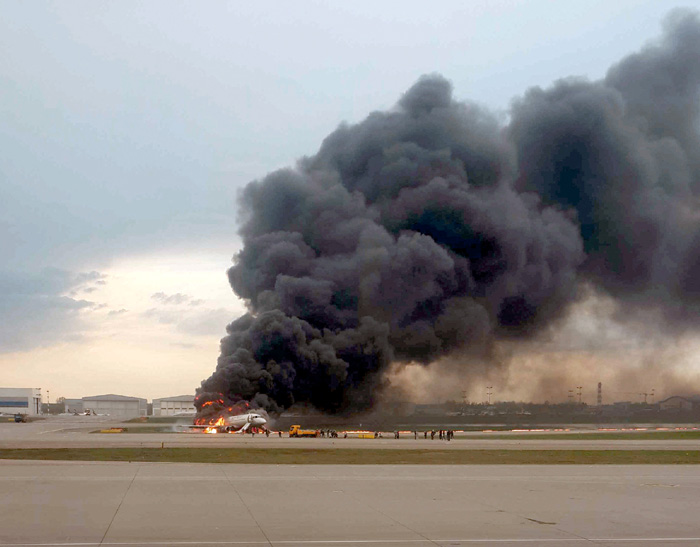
[36,428,69,435]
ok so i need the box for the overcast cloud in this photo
[0,268,102,352]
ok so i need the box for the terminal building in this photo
[82,394,147,418]
[0,387,42,415]
[152,395,196,416]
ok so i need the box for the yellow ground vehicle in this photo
[289,424,319,437]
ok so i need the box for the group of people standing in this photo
[425,429,454,440]
[390,430,456,440]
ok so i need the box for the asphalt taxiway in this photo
[1,460,699,546]
[2,416,700,450]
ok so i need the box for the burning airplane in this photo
[191,397,268,433]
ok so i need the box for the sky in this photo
[1,0,699,402]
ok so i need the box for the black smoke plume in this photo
[196,10,700,414]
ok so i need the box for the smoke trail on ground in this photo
[196,10,700,414]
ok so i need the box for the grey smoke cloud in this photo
[510,9,700,321]
[198,10,700,414]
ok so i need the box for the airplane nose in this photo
[254,417,266,426]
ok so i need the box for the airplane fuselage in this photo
[189,411,267,433]
[224,412,267,431]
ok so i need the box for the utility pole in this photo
[486,386,493,405]
[597,382,602,406]
[461,390,467,414]
[568,389,574,403]
[641,389,655,404]
[576,386,583,404]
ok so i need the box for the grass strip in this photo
[125,417,182,424]
[478,431,700,441]
[90,426,179,434]
[0,448,699,464]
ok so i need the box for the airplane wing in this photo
[179,424,226,430]
[179,423,248,433]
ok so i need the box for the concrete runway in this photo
[2,416,700,450]
[1,460,699,546]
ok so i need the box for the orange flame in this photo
[194,415,227,430]
[201,398,224,409]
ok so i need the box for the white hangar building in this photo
[63,398,84,414]
[82,394,147,418]
[0,387,42,415]
[152,395,196,416]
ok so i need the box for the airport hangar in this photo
[82,394,148,418]
[152,394,196,416]
[3,389,196,418]
[67,394,194,417]
[0,387,42,415]
[83,394,195,417]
